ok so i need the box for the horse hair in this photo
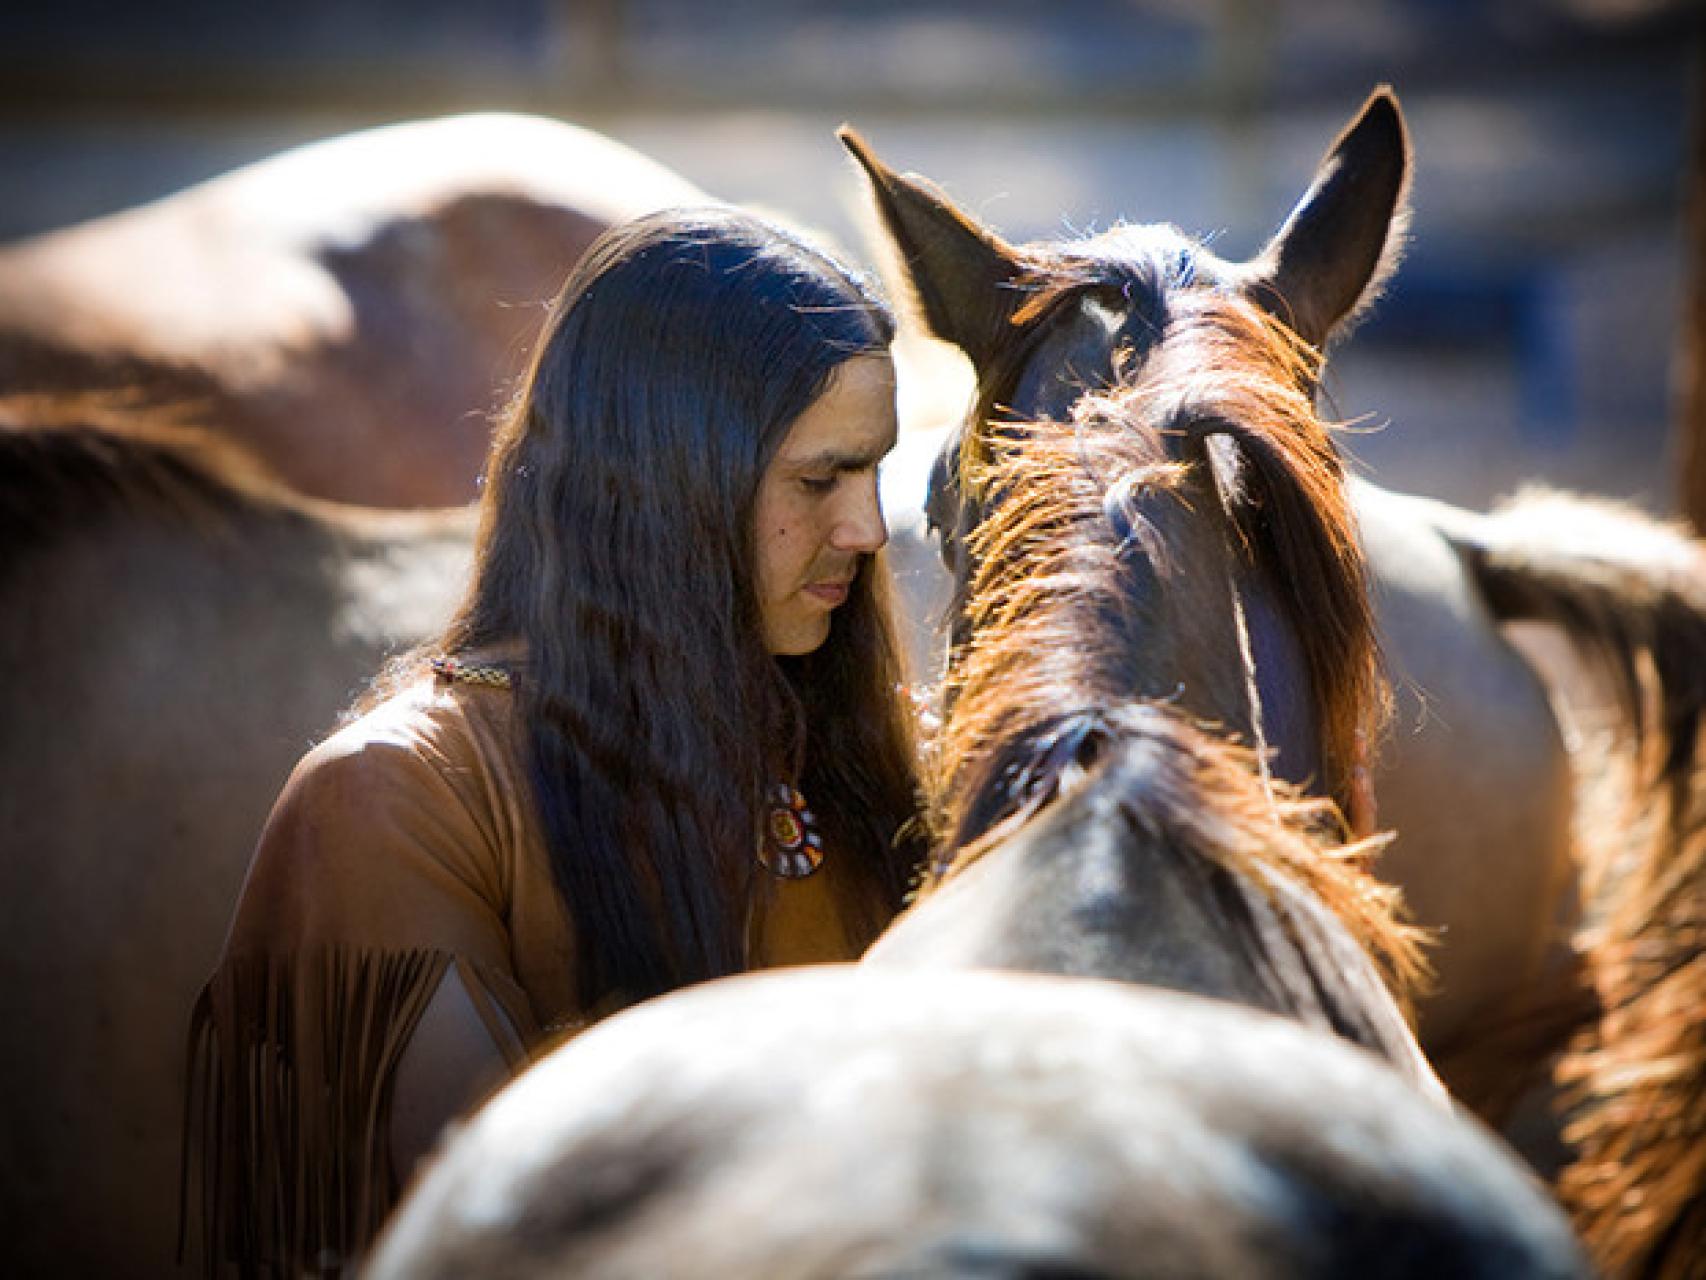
[938,700,1428,1029]
[927,288,1422,1015]
[940,285,1387,834]
[1454,488,1706,1279]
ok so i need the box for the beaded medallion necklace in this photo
[757,782,824,879]
[431,655,824,879]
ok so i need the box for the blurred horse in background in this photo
[0,113,708,507]
[849,88,1706,1277]
[0,398,473,1277]
[366,968,1591,1279]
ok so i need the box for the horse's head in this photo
[843,88,1408,424]
[844,89,1408,824]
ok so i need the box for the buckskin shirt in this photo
[183,666,867,1273]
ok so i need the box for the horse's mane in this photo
[1460,489,1706,864]
[941,286,1386,827]
[937,699,1430,1024]
[1453,489,1706,1276]
[0,393,373,580]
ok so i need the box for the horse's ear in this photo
[1244,87,1412,348]
[837,126,1025,368]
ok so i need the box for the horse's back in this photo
[0,114,711,507]
[0,417,473,1277]
[1350,480,1579,1069]
[369,968,1589,1279]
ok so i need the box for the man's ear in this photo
[1240,86,1412,348]
[838,126,1028,370]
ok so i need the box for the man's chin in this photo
[765,613,832,658]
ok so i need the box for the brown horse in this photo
[860,293,1437,1099]
[846,88,1706,1277]
[366,967,1591,1279]
[0,113,709,508]
[0,398,473,1277]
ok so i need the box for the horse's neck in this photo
[1252,870,1446,1100]
[873,746,1444,1101]
[875,770,1298,1001]
[868,788,1274,1008]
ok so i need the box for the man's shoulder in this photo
[298,675,501,785]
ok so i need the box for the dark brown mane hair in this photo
[943,285,1387,825]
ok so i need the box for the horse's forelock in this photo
[937,247,1173,587]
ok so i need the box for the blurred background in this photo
[1,0,1698,514]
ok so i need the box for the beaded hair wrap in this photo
[429,654,512,688]
[431,655,824,878]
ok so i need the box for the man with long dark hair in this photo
[184,206,927,1274]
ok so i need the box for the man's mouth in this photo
[803,575,853,606]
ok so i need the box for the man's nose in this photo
[832,474,888,553]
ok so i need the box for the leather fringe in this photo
[179,948,514,1277]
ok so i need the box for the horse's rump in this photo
[0,113,711,507]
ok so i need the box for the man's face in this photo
[752,354,898,655]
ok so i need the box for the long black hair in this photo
[436,206,923,1008]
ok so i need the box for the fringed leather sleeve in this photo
[182,949,533,1275]
[179,684,561,1276]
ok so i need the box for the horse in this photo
[0,398,474,1278]
[859,292,1438,1100]
[0,113,709,508]
[843,87,1706,1277]
[365,967,1591,1279]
